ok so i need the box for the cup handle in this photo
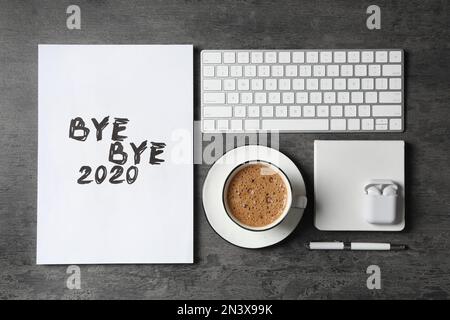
[292,195,307,209]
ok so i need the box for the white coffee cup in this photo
[222,160,307,231]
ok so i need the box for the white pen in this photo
[306,242,407,251]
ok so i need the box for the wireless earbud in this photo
[382,185,397,196]
[367,186,381,195]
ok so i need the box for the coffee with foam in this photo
[225,163,288,228]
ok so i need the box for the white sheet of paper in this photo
[37,45,193,264]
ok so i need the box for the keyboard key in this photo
[334,51,346,63]
[289,105,302,117]
[292,79,304,90]
[375,78,388,90]
[361,51,374,63]
[204,106,232,117]
[292,52,304,63]
[203,52,221,63]
[358,105,371,117]
[327,65,339,76]
[375,51,388,63]
[389,51,402,63]
[203,79,221,91]
[227,92,239,104]
[234,106,246,117]
[313,65,325,77]
[271,65,284,77]
[382,64,402,76]
[354,64,367,76]
[217,120,229,130]
[279,79,291,90]
[303,105,315,117]
[376,124,388,130]
[351,92,363,103]
[254,92,267,103]
[389,78,402,90]
[216,66,229,77]
[306,51,319,63]
[365,92,378,103]
[320,78,332,90]
[348,51,360,63]
[230,65,242,77]
[324,92,336,103]
[203,120,215,131]
[265,79,277,90]
[258,65,270,77]
[237,79,250,90]
[244,65,257,77]
[245,120,260,130]
[251,52,263,63]
[299,65,312,76]
[251,79,263,90]
[376,119,388,130]
[379,91,402,103]
[330,105,343,117]
[310,92,322,103]
[263,119,329,131]
[337,92,349,103]
[341,65,353,76]
[278,52,290,63]
[348,78,360,90]
[285,65,298,76]
[372,105,402,117]
[317,105,329,117]
[203,66,214,77]
[307,79,319,90]
[390,118,402,130]
[368,65,381,76]
[361,78,374,90]
[262,105,274,117]
[320,51,332,63]
[230,119,243,130]
[237,52,250,63]
[223,52,235,63]
[362,118,374,130]
[330,119,346,130]
[268,92,281,103]
[296,92,308,103]
[344,105,356,117]
[265,52,277,63]
[248,106,260,117]
[240,92,253,103]
[275,105,288,117]
[282,92,294,103]
[334,78,346,90]
[204,93,225,104]
[348,118,360,130]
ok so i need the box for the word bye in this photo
[69,116,166,185]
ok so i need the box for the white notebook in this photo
[314,140,405,231]
[38,45,193,264]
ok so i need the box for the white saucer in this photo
[202,145,307,249]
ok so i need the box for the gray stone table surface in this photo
[0,0,449,299]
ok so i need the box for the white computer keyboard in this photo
[201,49,404,132]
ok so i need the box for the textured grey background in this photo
[0,0,449,299]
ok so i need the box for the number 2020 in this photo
[77,165,138,184]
